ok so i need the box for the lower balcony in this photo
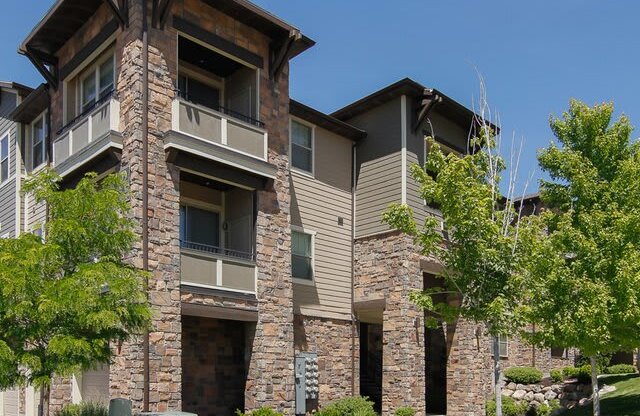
[181,242,256,293]
[179,171,257,295]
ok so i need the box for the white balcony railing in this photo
[53,96,120,167]
[172,98,268,161]
[180,240,256,294]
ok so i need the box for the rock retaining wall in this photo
[502,380,594,411]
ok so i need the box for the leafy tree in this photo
[0,171,151,416]
[383,122,530,416]
[521,100,640,416]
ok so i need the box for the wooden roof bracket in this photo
[25,47,58,90]
[104,0,129,28]
[412,89,442,133]
[152,0,175,29]
[269,30,301,81]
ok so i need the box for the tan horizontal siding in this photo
[355,151,402,238]
[291,170,353,320]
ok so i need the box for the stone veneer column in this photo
[110,2,182,412]
[446,320,492,416]
[245,63,295,414]
[354,232,425,416]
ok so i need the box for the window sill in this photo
[290,167,315,179]
[293,277,315,286]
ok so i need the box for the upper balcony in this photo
[53,91,122,178]
[165,36,276,185]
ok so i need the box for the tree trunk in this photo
[39,384,51,416]
[590,355,600,416]
[494,337,503,416]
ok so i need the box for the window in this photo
[291,120,313,173]
[0,133,9,182]
[180,205,220,249]
[292,229,313,281]
[32,116,45,170]
[551,347,567,358]
[178,74,221,110]
[81,54,114,113]
[495,335,508,358]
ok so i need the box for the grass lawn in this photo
[564,374,640,416]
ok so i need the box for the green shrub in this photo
[316,396,376,416]
[529,400,560,416]
[503,367,543,384]
[235,407,283,416]
[604,364,637,374]
[549,369,564,383]
[563,365,593,383]
[394,407,415,416]
[55,403,108,416]
[486,396,528,416]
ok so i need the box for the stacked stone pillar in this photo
[354,232,426,415]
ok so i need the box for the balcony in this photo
[170,97,267,160]
[181,241,256,293]
[179,172,257,294]
[53,93,122,178]
[164,36,276,185]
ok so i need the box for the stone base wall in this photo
[49,377,72,415]
[293,314,357,408]
[500,334,576,375]
[182,316,248,416]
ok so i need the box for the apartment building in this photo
[0,1,574,416]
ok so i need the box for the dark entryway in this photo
[424,273,449,415]
[182,315,248,416]
[360,322,383,413]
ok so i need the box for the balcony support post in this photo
[216,259,223,287]
[221,118,228,145]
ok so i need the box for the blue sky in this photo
[1,1,638,192]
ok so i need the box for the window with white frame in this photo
[0,132,9,183]
[32,116,45,170]
[291,229,313,281]
[179,205,221,250]
[291,120,313,173]
[80,54,115,113]
[495,335,508,358]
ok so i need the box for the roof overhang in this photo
[10,84,49,123]
[19,0,105,57]
[201,0,315,59]
[290,99,366,141]
[0,82,33,97]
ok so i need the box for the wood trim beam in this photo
[172,16,264,69]
[412,91,442,133]
[103,0,128,27]
[269,31,300,81]
[25,48,58,90]
[152,0,175,29]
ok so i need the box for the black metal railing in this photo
[180,240,255,261]
[176,89,265,129]
[56,88,117,138]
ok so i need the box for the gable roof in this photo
[331,77,498,133]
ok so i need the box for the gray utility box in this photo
[295,352,319,415]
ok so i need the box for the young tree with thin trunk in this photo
[383,81,531,416]
[0,171,151,416]
[520,100,640,416]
